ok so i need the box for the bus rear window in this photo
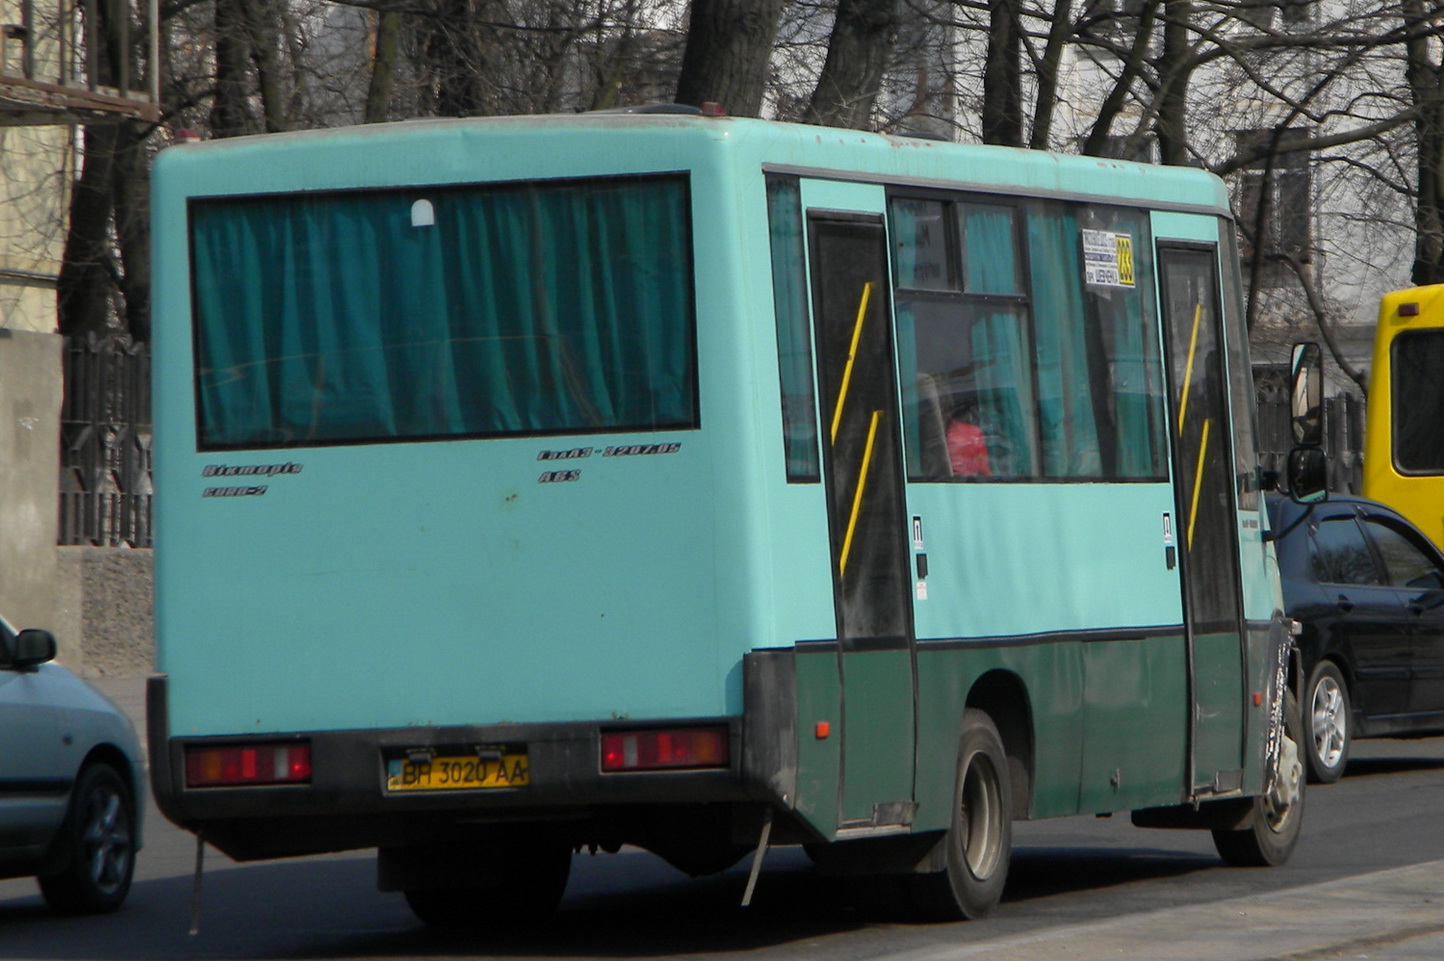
[189,174,697,450]
[1392,329,1444,473]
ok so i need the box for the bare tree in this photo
[804,0,900,128]
[58,0,158,341]
[675,0,784,115]
[51,0,1444,370]
[983,0,1024,145]
[1403,0,1444,284]
[365,7,403,122]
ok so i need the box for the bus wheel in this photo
[402,840,571,927]
[1304,661,1350,784]
[907,708,1012,920]
[1213,690,1305,867]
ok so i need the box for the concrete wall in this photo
[53,546,154,676]
[0,329,153,677]
[0,327,62,642]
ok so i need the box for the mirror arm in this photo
[1268,507,1313,543]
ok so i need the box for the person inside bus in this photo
[947,398,992,476]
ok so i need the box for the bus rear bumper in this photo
[145,674,788,864]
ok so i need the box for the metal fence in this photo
[1253,363,1364,495]
[59,334,152,548]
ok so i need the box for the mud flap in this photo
[1262,612,1296,798]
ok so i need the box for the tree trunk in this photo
[1029,0,1073,149]
[365,9,402,122]
[1155,0,1192,165]
[982,0,1023,147]
[58,125,117,340]
[1080,0,1159,156]
[111,122,152,343]
[211,0,256,137]
[59,0,152,340]
[674,0,783,117]
[420,0,490,116]
[244,0,290,133]
[1404,0,1444,284]
[803,0,898,129]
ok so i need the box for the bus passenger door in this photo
[807,208,918,832]
[1158,244,1247,797]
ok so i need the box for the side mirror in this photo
[1290,343,1324,447]
[1412,588,1444,613]
[1286,447,1328,504]
[12,629,57,670]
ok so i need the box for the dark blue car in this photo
[1269,494,1444,783]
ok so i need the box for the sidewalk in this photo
[884,860,1444,961]
[101,674,1444,961]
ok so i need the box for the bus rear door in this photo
[1158,242,1247,797]
[804,183,918,834]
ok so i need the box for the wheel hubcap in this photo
[1311,675,1347,770]
[1263,727,1303,831]
[959,752,1005,880]
[81,787,132,895]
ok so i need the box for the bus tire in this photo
[37,763,136,915]
[403,840,571,927]
[906,708,1012,920]
[1212,689,1305,867]
[1304,660,1350,784]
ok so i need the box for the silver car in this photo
[0,618,143,913]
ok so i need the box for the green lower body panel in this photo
[790,629,1198,841]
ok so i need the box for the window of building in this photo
[1234,128,1313,273]
[1087,134,1159,165]
[1080,0,1148,40]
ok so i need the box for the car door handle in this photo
[1336,594,1355,613]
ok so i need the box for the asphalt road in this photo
[5,679,1444,960]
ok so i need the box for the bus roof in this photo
[153,112,1233,218]
[1379,284,1444,329]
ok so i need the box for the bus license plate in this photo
[385,752,529,792]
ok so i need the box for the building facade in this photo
[0,0,155,661]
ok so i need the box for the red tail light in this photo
[600,726,729,772]
[185,742,312,787]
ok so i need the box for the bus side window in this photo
[767,176,821,482]
[914,372,952,479]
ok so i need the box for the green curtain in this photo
[1027,204,1102,477]
[888,198,928,477]
[1088,215,1167,479]
[962,204,1018,295]
[970,306,1037,477]
[191,177,695,449]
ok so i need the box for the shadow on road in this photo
[1008,844,1217,901]
[0,840,1227,961]
[1343,756,1444,779]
